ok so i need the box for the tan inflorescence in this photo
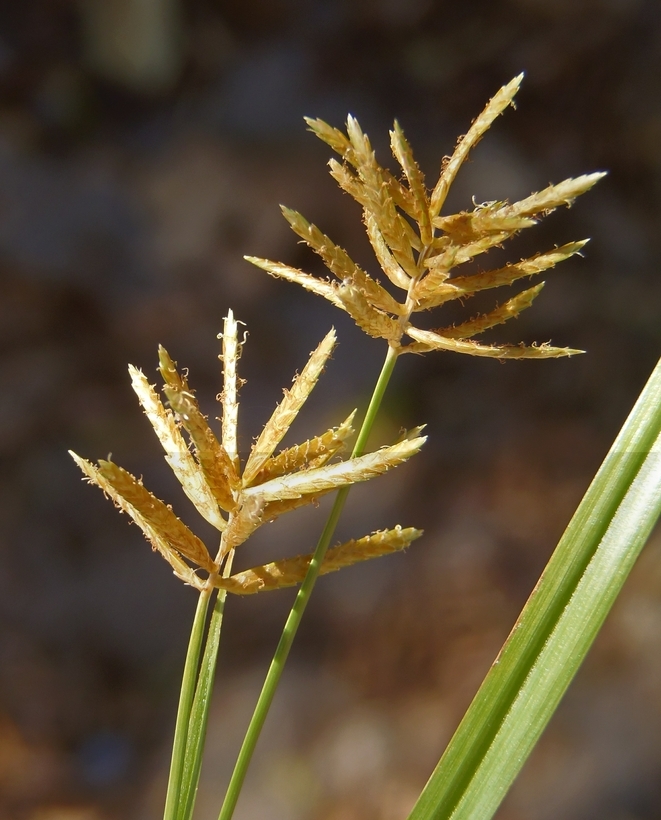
[246,74,605,359]
[70,311,425,590]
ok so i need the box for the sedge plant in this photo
[70,74,661,820]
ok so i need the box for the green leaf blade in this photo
[408,355,661,820]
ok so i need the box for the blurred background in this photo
[1,0,661,818]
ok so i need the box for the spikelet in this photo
[281,207,404,316]
[434,284,545,340]
[220,310,241,467]
[128,366,227,531]
[242,329,337,486]
[390,121,432,245]
[415,241,588,310]
[252,411,356,485]
[214,526,423,595]
[70,452,204,587]
[430,74,523,217]
[244,436,426,502]
[404,326,582,359]
[159,346,238,511]
[72,317,426,584]
[337,282,402,342]
[248,75,604,361]
[71,453,215,573]
[364,212,411,289]
[345,115,420,278]
[244,257,345,309]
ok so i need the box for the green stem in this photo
[217,344,399,820]
[163,587,212,820]
[180,588,230,820]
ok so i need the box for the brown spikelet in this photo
[242,329,337,486]
[128,366,227,531]
[305,116,353,158]
[430,74,523,217]
[435,283,545,340]
[404,326,583,359]
[345,116,419,277]
[70,452,204,587]
[364,212,411,289]
[95,458,216,572]
[433,208,537,244]
[425,231,511,274]
[489,173,607,221]
[245,436,426,502]
[416,241,588,310]
[280,207,404,316]
[159,347,239,511]
[214,525,423,595]
[245,256,345,309]
[338,282,402,342]
[390,121,432,244]
[252,411,356,485]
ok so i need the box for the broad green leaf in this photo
[408,354,661,820]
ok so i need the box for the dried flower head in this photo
[70,312,425,590]
[247,75,606,360]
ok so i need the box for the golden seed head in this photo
[72,319,425,584]
[248,75,605,361]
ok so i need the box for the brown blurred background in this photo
[1,1,661,818]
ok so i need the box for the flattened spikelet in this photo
[281,207,404,315]
[214,525,423,594]
[338,282,402,341]
[405,326,583,359]
[433,208,537,243]
[242,329,337,485]
[129,365,227,531]
[97,460,216,571]
[364,212,411,290]
[304,116,353,159]
[220,310,241,467]
[244,435,426,502]
[159,346,239,511]
[436,283,545,340]
[390,121,432,244]
[455,241,588,294]
[344,116,419,277]
[72,453,215,572]
[430,74,523,217]
[252,411,356,485]
[491,173,607,221]
[245,256,345,309]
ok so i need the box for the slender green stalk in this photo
[179,588,230,820]
[217,343,400,820]
[163,588,212,820]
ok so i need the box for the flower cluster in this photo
[247,75,605,359]
[71,311,424,591]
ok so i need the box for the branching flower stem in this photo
[217,341,400,820]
